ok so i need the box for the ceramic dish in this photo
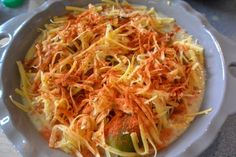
[0,0,235,157]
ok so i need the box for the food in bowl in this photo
[10,0,210,156]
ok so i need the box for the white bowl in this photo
[0,0,235,157]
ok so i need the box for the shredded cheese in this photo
[10,1,208,157]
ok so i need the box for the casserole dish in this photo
[0,0,236,157]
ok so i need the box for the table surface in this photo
[0,0,236,157]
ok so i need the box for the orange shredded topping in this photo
[11,1,206,157]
